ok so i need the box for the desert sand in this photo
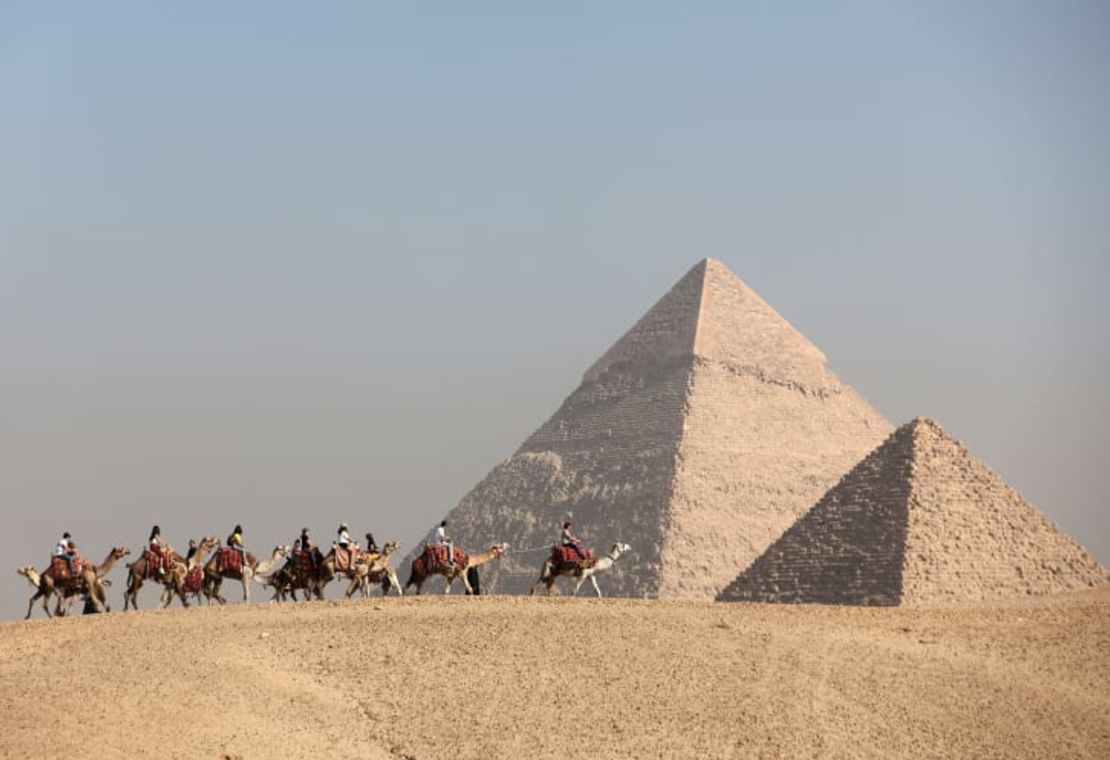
[2,591,1107,760]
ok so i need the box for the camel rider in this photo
[365,532,379,554]
[435,519,454,567]
[185,539,198,563]
[228,524,246,567]
[54,532,74,576]
[561,521,586,560]
[337,523,353,567]
[149,525,168,577]
[297,527,317,569]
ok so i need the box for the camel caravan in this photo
[17,520,630,619]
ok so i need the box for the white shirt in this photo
[55,538,69,557]
[338,529,351,545]
[435,525,447,544]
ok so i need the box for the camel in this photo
[261,540,401,602]
[345,541,403,598]
[179,539,222,607]
[27,569,121,617]
[22,547,130,619]
[315,541,377,595]
[202,545,287,605]
[261,553,318,603]
[17,566,72,617]
[404,542,509,595]
[530,542,632,598]
[123,537,219,611]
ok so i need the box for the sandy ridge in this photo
[1,592,1108,760]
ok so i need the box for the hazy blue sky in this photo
[2,2,1107,619]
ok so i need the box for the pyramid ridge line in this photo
[690,259,711,360]
[580,259,707,384]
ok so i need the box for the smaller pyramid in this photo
[717,417,1107,605]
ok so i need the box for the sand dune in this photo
[2,592,1108,760]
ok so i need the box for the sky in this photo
[2,2,1108,620]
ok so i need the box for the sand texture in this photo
[419,259,891,600]
[719,418,1107,605]
[1,593,1108,760]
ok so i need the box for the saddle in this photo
[423,544,468,570]
[218,548,254,573]
[293,550,315,574]
[143,548,168,572]
[551,545,595,567]
[335,546,359,572]
[49,555,86,581]
[182,566,204,594]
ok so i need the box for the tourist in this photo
[54,531,74,576]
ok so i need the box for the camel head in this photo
[609,542,631,561]
[272,545,290,559]
[112,547,131,560]
[380,540,401,556]
[489,542,510,558]
[199,536,220,552]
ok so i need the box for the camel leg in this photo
[26,591,42,620]
[124,577,138,611]
[344,576,359,599]
[531,565,554,597]
[87,583,105,613]
[589,574,602,598]
[460,571,473,596]
[572,573,587,596]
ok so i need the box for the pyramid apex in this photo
[903,417,951,446]
[906,416,943,431]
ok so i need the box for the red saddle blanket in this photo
[218,548,254,573]
[143,548,167,570]
[49,556,86,581]
[183,566,204,594]
[423,545,468,568]
[551,545,594,565]
[294,550,315,574]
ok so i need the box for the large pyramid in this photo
[424,259,892,599]
[717,417,1107,605]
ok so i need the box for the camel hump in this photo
[423,544,467,568]
[217,548,251,573]
[48,556,86,581]
[551,545,594,565]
